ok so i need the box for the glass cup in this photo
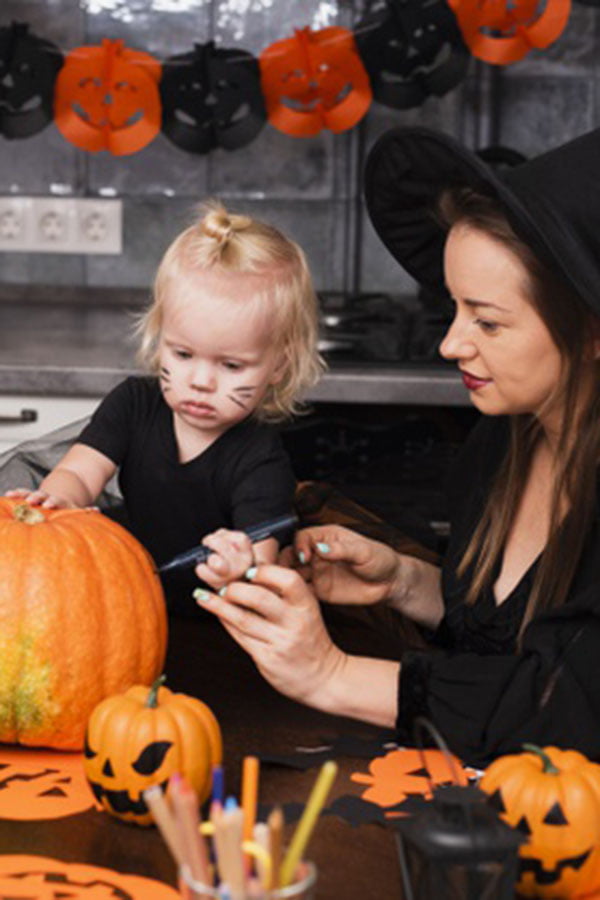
[179,860,317,900]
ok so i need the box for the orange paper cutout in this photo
[0,746,100,820]
[448,0,572,65]
[351,748,476,816]
[0,856,180,899]
[54,38,162,155]
[259,26,371,137]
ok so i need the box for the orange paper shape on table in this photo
[0,746,100,820]
[447,0,572,65]
[54,38,162,155]
[351,748,477,816]
[0,855,180,899]
[259,26,372,137]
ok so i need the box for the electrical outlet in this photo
[0,196,122,254]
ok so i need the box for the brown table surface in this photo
[0,612,404,899]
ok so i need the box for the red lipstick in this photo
[461,370,492,391]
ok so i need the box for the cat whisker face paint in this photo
[228,385,257,410]
[159,366,172,393]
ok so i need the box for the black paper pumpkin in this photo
[354,0,469,110]
[160,41,266,154]
[0,21,62,139]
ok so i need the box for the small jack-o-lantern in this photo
[355,0,469,110]
[0,855,180,900]
[351,747,470,814]
[0,21,62,139]
[480,744,600,898]
[259,26,371,137]
[54,38,161,155]
[447,0,571,65]
[0,747,98,820]
[83,675,222,826]
[161,41,265,154]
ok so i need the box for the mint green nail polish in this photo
[218,587,228,597]
[297,550,306,565]
[193,588,210,603]
[245,566,258,580]
[316,542,330,554]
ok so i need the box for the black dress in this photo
[396,416,600,767]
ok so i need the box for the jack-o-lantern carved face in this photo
[83,679,221,826]
[161,41,265,154]
[0,748,98,820]
[54,38,162,155]
[259,26,371,137]
[0,22,62,139]
[351,748,472,815]
[355,0,469,110]
[481,745,600,899]
[0,855,180,900]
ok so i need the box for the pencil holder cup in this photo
[179,859,317,900]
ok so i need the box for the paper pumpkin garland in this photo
[0,22,62,139]
[161,41,266,154]
[354,0,469,110]
[259,26,372,137]
[0,856,180,900]
[448,0,572,65]
[54,38,162,155]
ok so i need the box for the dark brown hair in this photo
[438,187,600,634]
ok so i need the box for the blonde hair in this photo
[136,200,325,422]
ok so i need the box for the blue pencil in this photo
[157,512,298,573]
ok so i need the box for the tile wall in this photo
[0,1,597,297]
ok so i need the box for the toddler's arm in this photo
[195,530,278,590]
[6,443,117,509]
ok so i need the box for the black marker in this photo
[157,512,299,573]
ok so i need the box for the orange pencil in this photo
[267,805,284,890]
[169,774,212,900]
[241,755,260,870]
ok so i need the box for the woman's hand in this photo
[194,564,346,711]
[195,531,277,591]
[280,525,402,608]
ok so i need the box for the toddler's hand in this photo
[195,528,256,590]
[4,487,73,509]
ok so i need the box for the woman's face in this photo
[439,223,564,428]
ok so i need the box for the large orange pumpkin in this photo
[0,498,167,750]
[84,676,222,826]
[480,744,600,898]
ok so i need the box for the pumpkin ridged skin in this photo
[84,681,222,826]
[0,498,167,750]
[480,745,600,899]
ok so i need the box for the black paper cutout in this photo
[355,0,469,110]
[0,21,62,139]
[258,731,399,770]
[160,40,266,154]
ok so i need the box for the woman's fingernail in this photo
[245,566,258,580]
[218,587,228,597]
[316,542,330,554]
[297,550,306,564]
[193,588,211,603]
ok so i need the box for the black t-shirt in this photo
[397,416,600,767]
[78,377,296,611]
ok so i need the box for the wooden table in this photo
[0,612,404,899]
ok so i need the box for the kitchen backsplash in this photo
[0,1,598,297]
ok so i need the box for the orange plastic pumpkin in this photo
[83,675,222,826]
[0,498,167,750]
[480,744,600,898]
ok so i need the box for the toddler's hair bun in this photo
[201,204,252,247]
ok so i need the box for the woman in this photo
[193,126,600,767]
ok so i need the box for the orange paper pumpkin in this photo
[0,856,180,900]
[0,747,99,820]
[259,26,371,137]
[54,38,162,154]
[84,676,222,826]
[0,498,167,750]
[448,0,572,64]
[480,744,600,898]
[351,748,470,814]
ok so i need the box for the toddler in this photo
[8,201,324,610]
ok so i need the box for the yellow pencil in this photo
[279,760,338,887]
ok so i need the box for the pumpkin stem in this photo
[146,674,167,708]
[13,503,45,525]
[522,743,560,774]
